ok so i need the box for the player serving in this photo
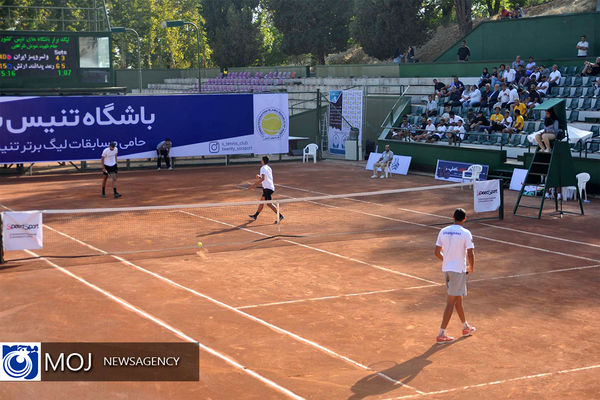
[248,156,284,223]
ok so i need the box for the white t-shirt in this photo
[537,81,549,95]
[436,224,474,273]
[469,90,481,103]
[505,68,516,83]
[427,100,437,111]
[434,125,446,138]
[503,116,513,128]
[509,88,519,103]
[549,70,561,84]
[102,147,118,166]
[577,41,589,57]
[260,164,275,190]
[425,123,436,132]
[448,115,464,125]
[500,89,510,103]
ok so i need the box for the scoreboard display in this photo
[0,33,78,79]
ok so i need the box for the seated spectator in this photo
[593,77,600,97]
[500,7,511,19]
[513,98,528,118]
[446,87,462,107]
[478,67,491,88]
[424,94,438,117]
[479,84,492,108]
[535,111,559,152]
[448,76,465,92]
[426,119,446,143]
[527,84,542,110]
[515,65,527,85]
[576,35,589,58]
[465,109,476,131]
[511,55,524,70]
[404,46,416,63]
[529,66,541,83]
[513,3,524,18]
[486,83,501,109]
[505,65,516,84]
[536,76,550,97]
[467,84,482,107]
[457,41,470,62]
[414,118,436,141]
[539,65,550,79]
[397,115,413,141]
[388,128,400,139]
[501,110,513,131]
[441,105,451,120]
[470,110,490,132]
[492,65,505,87]
[508,85,520,107]
[582,57,600,77]
[446,120,466,144]
[548,64,561,89]
[489,107,504,132]
[460,86,472,106]
[503,109,524,138]
[447,110,464,128]
[371,144,394,178]
[525,56,536,76]
[433,79,448,97]
[498,83,511,108]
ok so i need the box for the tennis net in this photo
[1,182,503,261]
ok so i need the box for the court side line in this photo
[277,185,600,263]
[31,216,421,392]
[20,249,305,400]
[479,223,600,248]
[380,363,600,400]
[236,264,600,309]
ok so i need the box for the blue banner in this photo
[434,160,489,182]
[0,94,262,163]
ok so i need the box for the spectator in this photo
[503,109,524,138]
[414,118,437,141]
[576,35,589,58]
[489,107,504,133]
[501,110,513,131]
[498,83,511,108]
[447,110,464,127]
[512,4,524,18]
[457,41,470,62]
[479,84,491,109]
[433,79,448,97]
[535,110,559,152]
[536,76,550,97]
[468,84,482,107]
[505,65,516,84]
[500,7,511,19]
[460,86,472,107]
[548,64,561,89]
[478,67,491,88]
[582,57,600,77]
[465,109,476,131]
[393,48,402,64]
[525,56,536,76]
[447,119,466,144]
[425,94,438,117]
[539,65,550,79]
[511,55,524,70]
[448,76,465,92]
[527,84,542,110]
[427,119,446,143]
[515,65,527,86]
[470,110,490,132]
[593,77,600,97]
[530,66,541,83]
[487,83,501,110]
[397,115,413,141]
[513,98,528,118]
[441,105,451,120]
[492,64,506,86]
[490,67,499,86]
[508,85,520,107]
[371,144,394,178]
[405,46,416,63]
[446,87,462,107]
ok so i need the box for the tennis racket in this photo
[236,181,254,190]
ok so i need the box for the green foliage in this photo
[352,0,427,60]
[201,0,262,67]
[263,0,352,64]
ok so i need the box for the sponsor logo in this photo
[208,141,220,153]
[6,224,39,231]
[477,189,498,196]
[256,108,286,140]
[0,343,41,381]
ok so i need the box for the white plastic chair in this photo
[383,161,392,178]
[462,164,483,188]
[576,172,591,203]
[303,143,318,163]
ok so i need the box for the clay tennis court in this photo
[1,160,598,399]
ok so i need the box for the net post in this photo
[499,179,504,221]
[0,213,4,264]
[276,202,281,233]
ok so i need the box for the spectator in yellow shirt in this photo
[503,109,525,138]
[489,106,504,132]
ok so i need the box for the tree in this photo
[263,0,352,64]
[201,0,262,67]
[482,0,502,16]
[454,0,473,35]
[352,0,426,61]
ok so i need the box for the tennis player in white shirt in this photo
[435,208,476,344]
[248,156,284,223]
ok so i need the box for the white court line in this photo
[0,203,304,399]
[479,223,600,248]
[20,250,304,400]
[2,204,421,393]
[237,264,600,310]
[277,185,600,263]
[380,363,600,399]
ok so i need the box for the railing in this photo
[380,85,411,131]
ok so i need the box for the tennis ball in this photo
[261,113,282,135]
[197,242,203,247]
